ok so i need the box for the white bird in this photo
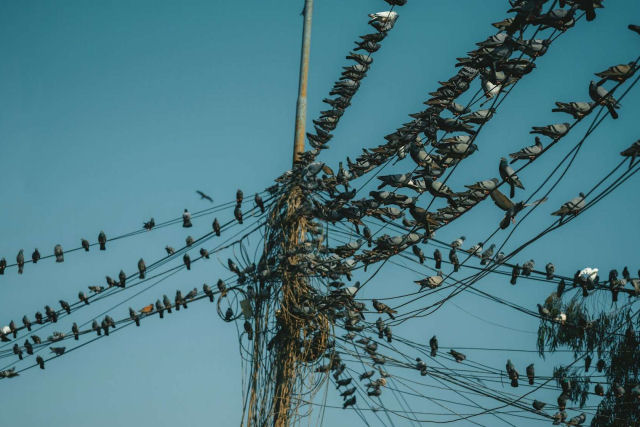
[368,11,398,23]
[0,326,10,335]
[554,313,567,324]
[579,267,598,282]
[483,79,501,98]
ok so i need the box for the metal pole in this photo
[292,0,313,164]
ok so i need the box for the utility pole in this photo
[292,0,313,164]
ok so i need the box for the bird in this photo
[59,300,71,314]
[22,315,31,331]
[342,395,356,409]
[163,295,172,314]
[415,271,443,290]
[234,205,243,224]
[595,62,637,85]
[467,242,482,256]
[465,178,499,193]
[203,284,214,302]
[412,246,425,264]
[551,193,586,222]
[526,364,535,385]
[449,349,466,362]
[589,81,620,119]
[0,258,6,274]
[499,157,524,197]
[72,323,79,340]
[196,190,213,202]
[143,218,155,231]
[81,239,90,251]
[98,231,107,250]
[165,246,175,255]
[183,254,191,270]
[137,258,146,279]
[449,249,460,272]
[182,209,192,228]
[433,249,442,269]
[630,24,640,36]
[199,248,210,259]
[511,264,520,285]
[17,250,24,274]
[552,101,595,119]
[595,383,604,396]
[530,122,570,140]
[212,218,221,236]
[545,263,555,280]
[31,249,41,264]
[532,400,546,411]
[480,244,495,265]
[429,336,438,357]
[129,308,140,326]
[509,137,543,163]
[451,236,465,249]
[50,347,65,356]
[54,244,64,262]
[522,259,535,276]
[36,356,45,369]
[620,140,640,169]
[186,236,194,246]
[372,300,396,319]
[140,304,154,314]
[506,359,519,387]
[118,270,126,288]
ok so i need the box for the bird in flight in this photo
[196,190,213,202]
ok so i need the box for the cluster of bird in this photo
[0,283,219,375]
[306,7,401,154]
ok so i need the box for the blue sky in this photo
[1,1,639,426]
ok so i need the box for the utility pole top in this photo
[292,0,314,165]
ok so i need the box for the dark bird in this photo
[50,346,65,356]
[236,189,244,205]
[196,190,213,202]
[509,137,543,163]
[429,336,438,357]
[620,140,640,169]
[129,307,140,326]
[22,315,31,331]
[499,157,524,198]
[225,307,233,321]
[186,236,194,246]
[336,378,352,388]
[81,239,90,251]
[203,284,214,302]
[433,249,442,269]
[165,246,175,255]
[526,364,535,385]
[630,24,640,36]
[595,383,604,396]
[31,335,42,344]
[506,359,519,387]
[143,218,155,231]
[155,300,164,318]
[118,270,127,288]
[595,62,637,85]
[213,218,221,236]
[199,248,210,259]
[59,300,71,315]
[138,258,146,279]
[372,300,396,319]
[217,279,228,297]
[244,321,253,340]
[343,395,356,409]
[412,246,425,264]
[545,263,555,280]
[480,244,495,265]
[589,81,620,119]
[449,249,460,272]
[72,323,79,340]
[183,254,191,270]
[234,205,243,224]
[511,264,520,285]
[54,244,64,262]
[255,194,265,213]
[24,340,33,355]
[449,349,466,363]
[182,209,192,228]
[551,193,586,222]
[12,344,22,360]
[45,305,58,323]
[532,400,546,411]
[31,249,41,264]
[0,258,6,274]
[359,370,375,381]
[98,231,107,250]
[36,355,45,369]
[17,250,24,274]
[92,320,101,336]
[163,295,172,313]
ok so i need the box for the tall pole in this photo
[292,0,313,164]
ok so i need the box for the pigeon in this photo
[343,395,356,409]
[217,279,228,297]
[81,239,90,251]
[186,236,194,246]
[163,295,172,313]
[530,123,570,140]
[92,321,101,336]
[72,323,79,340]
[511,264,520,285]
[129,307,140,326]
[346,52,374,66]
[31,335,42,344]
[17,250,24,274]
[595,62,637,85]
[552,410,567,425]
[368,11,398,24]
[552,101,595,119]
[52,244,64,263]
[567,413,586,426]
[449,349,466,363]
[377,173,411,190]
[118,270,126,288]
[499,157,524,197]
[199,248,210,259]
[236,189,244,205]
[183,254,191,270]
[465,178,499,194]
[98,231,107,250]
[50,346,65,356]
[429,336,438,357]
[526,364,535,385]
[589,81,620,119]
[620,140,640,169]
[36,355,45,369]
[412,246,425,264]
[467,242,482,256]
[372,300,396,319]
[165,246,175,255]
[551,193,586,221]
[509,137,543,163]
[31,249,41,264]
[480,244,495,265]
[143,218,155,230]
[451,236,466,249]
[433,249,442,269]
[630,24,640,36]
[449,249,460,272]
[415,271,443,290]
[0,258,6,274]
[506,359,519,387]
[182,209,192,228]
[234,205,243,224]
[545,263,555,280]
[137,258,146,279]
[460,108,494,124]
[203,284,214,302]
[212,218,221,236]
[594,383,604,396]
[384,0,407,6]
[59,300,71,314]
[196,190,213,202]
[522,259,535,276]
[22,315,31,331]
[585,354,592,372]
[532,400,546,411]
[24,340,33,355]
[13,344,22,360]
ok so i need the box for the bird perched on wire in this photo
[530,122,570,140]
[551,192,586,222]
[143,218,155,231]
[595,62,637,85]
[98,231,107,250]
[137,258,146,279]
[196,190,213,202]
[81,239,90,251]
[50,347,65,356]
[234,205,243,224]
[53,244,64,263]
[372,300,396,319]
[415,271,443,290]
[552,101,595,119]
[509,137,543,163]
[620,140,640,169]
[499,157,524,198]
[17,250,24,274]
[589,81,620,119]
[31,249,41,264]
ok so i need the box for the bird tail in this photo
[509,184,515,198]
[607,104,619,119]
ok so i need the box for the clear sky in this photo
[1,1,639,426]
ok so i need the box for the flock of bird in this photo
[1,0,640,426]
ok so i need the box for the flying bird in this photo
[196,190,213,202]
